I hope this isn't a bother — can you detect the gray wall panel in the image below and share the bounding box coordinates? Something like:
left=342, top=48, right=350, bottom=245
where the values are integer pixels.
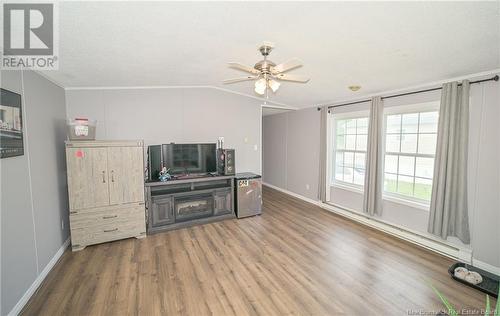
left=262, top=113, right=287, bottom=188
left=66, top=87, right=262, bottom=174
left=0, top=70, right=68, bottom=315
left=285, top=108, right=320, bottom=200
left=0, top=70, right=38, bottom=316
left=22, top=71, right=69, bottom=270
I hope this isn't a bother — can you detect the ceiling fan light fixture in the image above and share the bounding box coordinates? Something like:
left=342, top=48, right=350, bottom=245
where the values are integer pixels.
left=268, top=79, right=280, bottom=93
left=254, top=78, right=267, bottom=95
left=224, top=43, right=310, bottom=96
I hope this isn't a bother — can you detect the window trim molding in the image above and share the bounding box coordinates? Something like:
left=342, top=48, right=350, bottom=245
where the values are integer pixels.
left=331, top=109, right=369, bottom=120
left=382, top=103, right=439, bottom=205
left=384, top=101, right=439, bottom=115
left=330, top=112, right=369, bottom=188
left=383, top=193, right=430, bottom=211
left=331, top=181, right=364, bottom=193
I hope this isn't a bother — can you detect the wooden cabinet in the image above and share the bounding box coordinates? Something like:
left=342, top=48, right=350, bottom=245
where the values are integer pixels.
left=107, top=146, right=145, bottom=205
left=66, top=147, right=110, bottom=210
left=145, top=176, right=235, bottom=234
left=66, top=141, right=146, bottom=251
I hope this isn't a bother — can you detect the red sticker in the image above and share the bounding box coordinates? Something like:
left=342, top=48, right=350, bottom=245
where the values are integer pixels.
left=76, top=150, right=84, bottom=158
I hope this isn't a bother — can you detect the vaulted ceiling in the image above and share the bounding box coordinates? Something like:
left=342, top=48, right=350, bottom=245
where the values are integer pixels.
left=41, top=1, right=499, bottom=108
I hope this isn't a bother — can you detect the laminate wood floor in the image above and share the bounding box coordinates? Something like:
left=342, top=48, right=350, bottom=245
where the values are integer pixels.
left=21, top=187, right=492, bottom=315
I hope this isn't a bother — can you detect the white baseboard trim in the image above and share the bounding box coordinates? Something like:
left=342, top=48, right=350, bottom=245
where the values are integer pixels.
left=8, top=238, right=70, bottom=316
left=263, top=182, right=321, bottom=206
left=473, top=259, right=500, bottom=276
left=262, top=182, right=474, bottom=264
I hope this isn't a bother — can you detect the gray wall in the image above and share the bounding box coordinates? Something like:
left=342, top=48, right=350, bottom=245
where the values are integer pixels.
left=1, top=70, right=68, bottom=315
left=262, top=114, right=287, bottom=189
left=263, top=107, right=320, bottom=200
left=262, top=76, right=500, bottom=269
left=66, top=88, right=262, bottom=174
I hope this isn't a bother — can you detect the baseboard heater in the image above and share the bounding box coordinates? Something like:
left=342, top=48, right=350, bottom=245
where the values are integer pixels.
left=262, top=182, right=472, bottom=264
left=325, top=202, right=469, bottom=261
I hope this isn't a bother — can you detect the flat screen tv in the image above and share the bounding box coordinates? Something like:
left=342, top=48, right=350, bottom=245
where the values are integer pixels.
left=162, top=143, right=217, bottom=175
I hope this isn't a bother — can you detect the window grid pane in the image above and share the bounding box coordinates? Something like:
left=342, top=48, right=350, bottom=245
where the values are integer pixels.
left=383, top=110, right=438, bottom=202
left=332, top=116, right=369, bottom=188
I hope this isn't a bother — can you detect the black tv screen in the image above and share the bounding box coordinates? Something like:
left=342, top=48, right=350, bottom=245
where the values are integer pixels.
left=162, top=143, right=216, bottom=175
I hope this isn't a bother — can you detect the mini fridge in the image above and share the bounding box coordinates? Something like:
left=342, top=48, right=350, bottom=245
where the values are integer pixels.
left=234, top=173, right=262, bottom=218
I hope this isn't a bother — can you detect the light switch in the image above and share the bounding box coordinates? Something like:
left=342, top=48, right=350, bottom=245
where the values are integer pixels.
left=253, top=144, right=258, bottom=151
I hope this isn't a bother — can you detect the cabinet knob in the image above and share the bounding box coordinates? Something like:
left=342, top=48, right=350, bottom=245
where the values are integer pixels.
left=104, top=228, right=118, bottom=233
left=102, top=215, right=118, bottom=219
left=102, top=171, right=106, bottom=183
left=111, top=170, right=115, bottom=182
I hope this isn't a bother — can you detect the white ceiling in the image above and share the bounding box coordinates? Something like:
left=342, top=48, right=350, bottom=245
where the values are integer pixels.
left=42, top=1, right=499, bottom=108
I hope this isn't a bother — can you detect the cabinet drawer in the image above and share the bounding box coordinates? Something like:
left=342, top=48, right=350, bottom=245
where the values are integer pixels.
left=70, top=204, right=145, bottom=229
left=71, top=220, right=145, bottom=248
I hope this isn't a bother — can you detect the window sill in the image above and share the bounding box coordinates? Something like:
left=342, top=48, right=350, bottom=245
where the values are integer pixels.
left=330, top=184, right=430, bottom=211
left=383, top=194, right=430, bottom=211
left=330, top=183, right=364, bottom=194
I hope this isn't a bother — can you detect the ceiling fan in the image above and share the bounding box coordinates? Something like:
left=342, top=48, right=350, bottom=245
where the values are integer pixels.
left=223, top=42, right=310, bottom=96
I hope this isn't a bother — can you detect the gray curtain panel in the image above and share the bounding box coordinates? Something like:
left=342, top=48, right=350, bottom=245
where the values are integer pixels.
left=318, top=105, right=328, bottom=202
left=363, top=97, right=384, bottom=216
left=428, top=80, right=471, bottom=244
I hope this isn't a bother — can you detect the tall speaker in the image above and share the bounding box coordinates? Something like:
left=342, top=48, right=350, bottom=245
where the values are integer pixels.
left=217, top=149, right=235, bottom=175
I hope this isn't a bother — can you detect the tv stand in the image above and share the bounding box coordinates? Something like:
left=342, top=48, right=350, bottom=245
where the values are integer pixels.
left=145, top=175, right=235, bottom=234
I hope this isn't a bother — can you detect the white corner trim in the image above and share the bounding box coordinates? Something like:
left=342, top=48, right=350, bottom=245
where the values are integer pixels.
left=261, top=103, right=298, bottom=111
left=65, top=84, right=211, bottom=91
left=32, top=70, right=66, bottom=89
left=7, top=238, right=70, bottom=316
left=210, top=86, right=292, bottom=107
left=472, top=259, right=500, bottom=276
left=20, top=70, right=40, bottom=275
left=262, top=182, right=471, bottom=264
left=64, top=84, right=292, bottom=108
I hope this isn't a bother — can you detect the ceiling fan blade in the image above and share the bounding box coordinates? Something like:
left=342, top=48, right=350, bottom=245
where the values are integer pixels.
left=271, top=58, right=303, bottom=74
left=223, top=75, right=259, bottom=84
left=228, top=62, right=260, bottom=75
left=275, top=73, right=310, bottom=83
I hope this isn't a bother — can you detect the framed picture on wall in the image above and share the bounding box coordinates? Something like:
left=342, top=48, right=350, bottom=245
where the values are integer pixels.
left=0, top=88, right=24, bottom=158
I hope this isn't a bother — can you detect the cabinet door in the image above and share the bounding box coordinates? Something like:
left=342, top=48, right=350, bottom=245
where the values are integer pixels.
left=151, top=196, right=174, bottom=227
left=66, top=147, right=110, bottom=210
left=107, top=146, right=145, bottom=205
left=213, top=188, right=232, bottom=216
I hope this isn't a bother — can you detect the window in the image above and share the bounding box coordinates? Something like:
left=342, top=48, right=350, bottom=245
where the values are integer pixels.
left=331, top=113, right=369, bottom=190
left=383, top=103, right=439, bottom=204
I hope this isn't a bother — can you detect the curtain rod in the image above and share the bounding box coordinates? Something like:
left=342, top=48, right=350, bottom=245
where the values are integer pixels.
left=325, top=75, right=499, bottom=110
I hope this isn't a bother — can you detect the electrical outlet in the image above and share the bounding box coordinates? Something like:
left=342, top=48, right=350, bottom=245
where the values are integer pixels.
left=253, top=144, right=258, bottom=151
left=306, top=184, right=310, bottom=190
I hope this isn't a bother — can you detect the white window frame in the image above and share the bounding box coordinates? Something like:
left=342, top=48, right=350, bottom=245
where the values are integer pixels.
left=330, top=110, right=369, bottom=192
left=382, top=102, right=440, bottom=209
